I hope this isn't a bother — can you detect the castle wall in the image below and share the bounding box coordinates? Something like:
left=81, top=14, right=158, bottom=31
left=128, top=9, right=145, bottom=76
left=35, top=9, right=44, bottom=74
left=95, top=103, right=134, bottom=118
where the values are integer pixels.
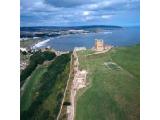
left=95, top=39, right=104, bottom=51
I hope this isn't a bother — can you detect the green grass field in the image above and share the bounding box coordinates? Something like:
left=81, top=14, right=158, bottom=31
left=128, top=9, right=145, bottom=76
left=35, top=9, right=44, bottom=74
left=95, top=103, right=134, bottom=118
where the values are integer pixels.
left=76, top=45, right=140, bottom=120
left=21, top=64, right=48, bottom=111
left=21, top=53, right=71, bottom=120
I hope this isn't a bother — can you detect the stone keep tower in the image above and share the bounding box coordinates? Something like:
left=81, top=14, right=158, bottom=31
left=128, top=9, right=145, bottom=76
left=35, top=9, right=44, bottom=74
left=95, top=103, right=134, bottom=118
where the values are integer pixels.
left=95, top=39, right=104, bottom=51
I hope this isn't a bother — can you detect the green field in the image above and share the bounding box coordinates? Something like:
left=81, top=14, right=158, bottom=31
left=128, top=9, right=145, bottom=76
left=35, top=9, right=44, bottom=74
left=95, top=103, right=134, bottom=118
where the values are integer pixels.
left=76, top=45, right=140, bottom=120
left=21, top=53, right=71, bottom=120
left=21, top=64, right=48, bottom=111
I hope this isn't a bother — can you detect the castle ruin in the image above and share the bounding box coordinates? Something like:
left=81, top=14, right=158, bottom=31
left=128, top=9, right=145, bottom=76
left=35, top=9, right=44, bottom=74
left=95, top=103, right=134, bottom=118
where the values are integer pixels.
left=94, top=39, right=113, bottom=52
left=95, top=39, right=105, bottom=51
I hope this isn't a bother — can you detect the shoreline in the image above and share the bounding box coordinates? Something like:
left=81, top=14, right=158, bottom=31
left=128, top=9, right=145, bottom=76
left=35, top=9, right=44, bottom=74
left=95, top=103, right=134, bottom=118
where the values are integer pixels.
left=32, top=39, right=50, bottom=48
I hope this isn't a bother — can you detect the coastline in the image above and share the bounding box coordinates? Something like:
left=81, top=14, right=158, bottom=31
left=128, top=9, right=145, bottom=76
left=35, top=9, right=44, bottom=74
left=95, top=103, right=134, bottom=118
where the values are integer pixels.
left=32, top=39, right=50, bottom=48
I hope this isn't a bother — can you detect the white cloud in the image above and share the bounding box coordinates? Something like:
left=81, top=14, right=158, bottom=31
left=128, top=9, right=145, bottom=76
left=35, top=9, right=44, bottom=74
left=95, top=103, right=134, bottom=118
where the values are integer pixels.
left=87, top=4, right=98, bottom=9
left=82, top=11, right=90, bottom=16
left=101, top=15, right=112, bottom=19
left=86, top=16, right=94, bottom=20
left=21, top=0, right=140, bottom=26
left=85, top=1, right=112, bottom=10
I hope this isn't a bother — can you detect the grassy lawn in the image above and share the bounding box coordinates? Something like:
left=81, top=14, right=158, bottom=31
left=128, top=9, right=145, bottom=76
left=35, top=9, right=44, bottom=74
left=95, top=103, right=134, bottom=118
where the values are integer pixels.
left=21, top=53, right=71, bottom=120
left=21, top=64, right=48, bottom=111
left=59, top=54, right=75, bottom=120
left=76, top=45, right=140, bottom=120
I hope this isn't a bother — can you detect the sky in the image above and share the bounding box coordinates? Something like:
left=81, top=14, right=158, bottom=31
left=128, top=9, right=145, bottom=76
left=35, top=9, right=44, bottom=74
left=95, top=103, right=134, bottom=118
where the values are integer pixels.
left=20, top=0, right=140, bottom=27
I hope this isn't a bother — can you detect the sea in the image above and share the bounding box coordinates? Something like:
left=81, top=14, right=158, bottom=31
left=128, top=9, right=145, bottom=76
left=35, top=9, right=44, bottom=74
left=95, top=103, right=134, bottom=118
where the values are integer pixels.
left=31, top=26, right=140, bottom=51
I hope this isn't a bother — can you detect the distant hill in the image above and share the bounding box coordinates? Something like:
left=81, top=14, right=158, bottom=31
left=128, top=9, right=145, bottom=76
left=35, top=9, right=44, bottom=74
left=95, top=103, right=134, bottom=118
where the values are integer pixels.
left=20, top=25, right=123, bottom=38
left=20, top=25, right=122, bottom=32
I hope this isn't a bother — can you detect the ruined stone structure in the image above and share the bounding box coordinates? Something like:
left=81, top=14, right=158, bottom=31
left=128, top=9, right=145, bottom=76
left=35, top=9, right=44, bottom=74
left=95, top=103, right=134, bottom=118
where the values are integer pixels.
left=95, top=39, right=105, bottom=51
left=94, top=39, right=113, bottom=52
left=67, top=49, right=88, bottom=120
